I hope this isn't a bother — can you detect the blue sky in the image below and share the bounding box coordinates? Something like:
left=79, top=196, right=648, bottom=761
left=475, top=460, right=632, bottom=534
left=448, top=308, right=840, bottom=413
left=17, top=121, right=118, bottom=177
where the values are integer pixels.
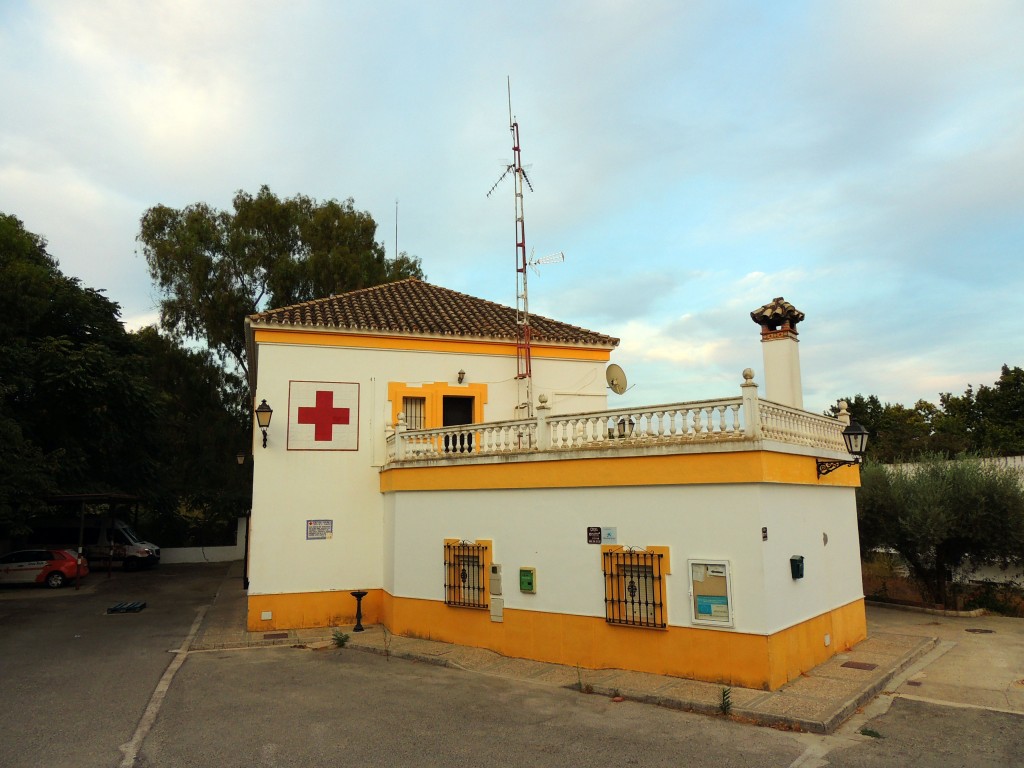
left=1, top=1, right=1021, bottom=414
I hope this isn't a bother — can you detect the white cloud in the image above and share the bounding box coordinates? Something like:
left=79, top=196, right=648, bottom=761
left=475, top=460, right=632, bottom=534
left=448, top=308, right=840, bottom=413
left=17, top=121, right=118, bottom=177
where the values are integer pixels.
left=0, top=1, right=1020, bottom=416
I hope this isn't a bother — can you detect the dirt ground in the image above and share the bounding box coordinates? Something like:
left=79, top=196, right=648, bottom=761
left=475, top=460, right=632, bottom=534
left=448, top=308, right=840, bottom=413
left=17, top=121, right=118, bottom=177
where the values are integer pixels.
left=861, top=555, right=1024, bottom=616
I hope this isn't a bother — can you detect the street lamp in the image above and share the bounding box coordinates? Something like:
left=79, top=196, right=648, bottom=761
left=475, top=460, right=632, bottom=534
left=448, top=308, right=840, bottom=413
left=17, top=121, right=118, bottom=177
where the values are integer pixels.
left=816, top=421, right=869, bottom=477
left=255, top=399, right=273, bottom=449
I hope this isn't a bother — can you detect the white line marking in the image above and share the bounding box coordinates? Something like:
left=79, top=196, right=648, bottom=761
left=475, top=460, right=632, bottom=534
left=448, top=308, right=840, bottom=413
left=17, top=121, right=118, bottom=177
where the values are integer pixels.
left=118, top=606, right=207, bottom=768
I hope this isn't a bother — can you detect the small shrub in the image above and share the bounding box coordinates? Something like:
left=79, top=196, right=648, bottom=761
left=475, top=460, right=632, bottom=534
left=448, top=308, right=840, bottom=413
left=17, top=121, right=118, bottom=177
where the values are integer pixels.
left=332, top=629, right=350, bottom=648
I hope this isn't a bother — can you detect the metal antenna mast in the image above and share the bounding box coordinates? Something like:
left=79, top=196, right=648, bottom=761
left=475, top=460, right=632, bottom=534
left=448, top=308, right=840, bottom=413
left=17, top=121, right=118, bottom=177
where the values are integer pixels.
left=487, top=78, right=536, bottom=413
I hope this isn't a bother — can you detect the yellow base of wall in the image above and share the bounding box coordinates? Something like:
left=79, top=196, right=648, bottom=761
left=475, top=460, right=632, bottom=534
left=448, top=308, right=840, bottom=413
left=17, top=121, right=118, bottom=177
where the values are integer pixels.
left=247, top=589, right=383, bottom=632
left=247, top=590, right=865, bottom=690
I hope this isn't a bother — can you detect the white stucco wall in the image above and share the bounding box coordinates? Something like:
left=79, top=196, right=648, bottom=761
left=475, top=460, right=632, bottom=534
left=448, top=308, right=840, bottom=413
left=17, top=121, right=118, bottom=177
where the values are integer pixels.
left=248, top=337, right=610, bottom=597
left=756, top=484, right=863, bottom=633
left=385, top=480, right=862, bottom=635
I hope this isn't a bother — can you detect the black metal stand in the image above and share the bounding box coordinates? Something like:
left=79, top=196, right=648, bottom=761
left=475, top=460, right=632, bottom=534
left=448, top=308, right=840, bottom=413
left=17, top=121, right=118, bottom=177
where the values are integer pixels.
left=351, top=590, right=367, bottom=632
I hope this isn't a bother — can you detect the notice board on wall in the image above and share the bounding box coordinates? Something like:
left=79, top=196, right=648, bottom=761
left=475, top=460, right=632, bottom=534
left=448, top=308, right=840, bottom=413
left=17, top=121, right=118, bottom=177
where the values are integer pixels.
left=690, top=561, right=733, bottom=626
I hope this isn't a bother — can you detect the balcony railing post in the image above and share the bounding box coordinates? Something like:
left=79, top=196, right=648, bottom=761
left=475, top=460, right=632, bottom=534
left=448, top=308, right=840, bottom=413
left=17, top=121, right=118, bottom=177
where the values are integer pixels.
left=395, top=412, right=407, bottom=461
left=836, top=399, right=851, bottom=426
left=536, top=394, right=551, bottom=451
left=740, top=368, right=762, bottom=440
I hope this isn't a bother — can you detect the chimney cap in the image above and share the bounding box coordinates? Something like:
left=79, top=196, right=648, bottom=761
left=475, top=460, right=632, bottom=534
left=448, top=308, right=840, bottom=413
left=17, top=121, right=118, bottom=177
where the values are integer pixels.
left=750, top=296, right=805, bottom=329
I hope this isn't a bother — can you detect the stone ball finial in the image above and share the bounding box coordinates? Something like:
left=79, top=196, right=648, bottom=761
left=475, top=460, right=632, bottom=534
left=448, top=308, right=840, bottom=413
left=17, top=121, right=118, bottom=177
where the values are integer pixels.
left=742, top=368, right=755, bottom=382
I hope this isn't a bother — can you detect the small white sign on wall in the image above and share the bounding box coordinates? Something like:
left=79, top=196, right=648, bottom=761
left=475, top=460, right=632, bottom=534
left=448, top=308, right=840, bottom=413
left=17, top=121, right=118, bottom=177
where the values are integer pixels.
left=306, top=519, right=333, bottom=540
left=602, top=527, right=617, bottom=545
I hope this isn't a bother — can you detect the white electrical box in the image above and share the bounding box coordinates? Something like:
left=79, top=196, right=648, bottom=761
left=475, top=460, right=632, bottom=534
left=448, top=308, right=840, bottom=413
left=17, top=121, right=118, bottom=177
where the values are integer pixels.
left=490, top=596, right=504, bottom=623
left=490, top=563, right=502, bottom=596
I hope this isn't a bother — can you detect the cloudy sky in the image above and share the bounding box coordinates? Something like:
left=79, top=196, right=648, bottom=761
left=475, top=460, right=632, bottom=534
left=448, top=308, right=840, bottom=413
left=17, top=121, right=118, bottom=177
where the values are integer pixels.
left=2, top=1, right=1021, bottom=414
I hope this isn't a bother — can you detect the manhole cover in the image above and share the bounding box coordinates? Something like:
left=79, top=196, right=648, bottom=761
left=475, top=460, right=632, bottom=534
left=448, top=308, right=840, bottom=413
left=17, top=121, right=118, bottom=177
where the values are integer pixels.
left=841, top=661, right=878, bottom=671
left=965, top=628, right=994, bottom=634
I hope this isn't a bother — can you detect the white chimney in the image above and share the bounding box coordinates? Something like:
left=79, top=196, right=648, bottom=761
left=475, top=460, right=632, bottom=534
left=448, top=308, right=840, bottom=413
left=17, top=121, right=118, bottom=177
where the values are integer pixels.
left=750, top=297, right=805, bottom=409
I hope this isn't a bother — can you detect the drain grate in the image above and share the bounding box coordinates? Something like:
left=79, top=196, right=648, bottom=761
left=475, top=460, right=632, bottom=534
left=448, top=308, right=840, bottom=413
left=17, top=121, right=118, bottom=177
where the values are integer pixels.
left=965, top=628, right=995, bottom=634
left=841, top=661, right=878, bottom=671
left=263, top=632, right=289, bottom=640
left=107, top=601, right=146, bottom=614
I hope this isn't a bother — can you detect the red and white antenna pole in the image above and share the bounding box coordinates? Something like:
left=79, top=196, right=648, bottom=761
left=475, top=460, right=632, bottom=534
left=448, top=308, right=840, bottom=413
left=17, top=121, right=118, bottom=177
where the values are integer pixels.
left=488, top=78, right=536, bottom=415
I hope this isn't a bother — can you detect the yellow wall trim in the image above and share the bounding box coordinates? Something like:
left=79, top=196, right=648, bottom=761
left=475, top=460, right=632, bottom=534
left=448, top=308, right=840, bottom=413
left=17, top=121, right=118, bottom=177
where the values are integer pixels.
left=247, top=590, right=866, bottom=690
left=380, top=450, right=861, bottom=492
left=247, top=589, right=384, bottom=631
left=388, top=381, right=489, bottom=428
left=253, top=328, right=612, bottom=361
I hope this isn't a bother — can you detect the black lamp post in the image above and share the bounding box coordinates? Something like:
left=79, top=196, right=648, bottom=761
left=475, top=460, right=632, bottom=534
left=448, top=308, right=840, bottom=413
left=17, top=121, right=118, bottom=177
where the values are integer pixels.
left=816, top=421, right=869, bottom=477
left=255, top=399, right=273, bottom=448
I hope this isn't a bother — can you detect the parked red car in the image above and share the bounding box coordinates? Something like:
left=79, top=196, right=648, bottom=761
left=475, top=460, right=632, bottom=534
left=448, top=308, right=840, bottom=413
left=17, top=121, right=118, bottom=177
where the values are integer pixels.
left=0, top=549, right=89, bottom=588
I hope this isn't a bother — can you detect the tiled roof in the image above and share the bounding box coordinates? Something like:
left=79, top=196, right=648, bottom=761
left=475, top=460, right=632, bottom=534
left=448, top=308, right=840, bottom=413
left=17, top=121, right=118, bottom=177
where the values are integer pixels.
left=750, top=296, right=805, bottom=328
left=248, top=279, right=619, bottom=347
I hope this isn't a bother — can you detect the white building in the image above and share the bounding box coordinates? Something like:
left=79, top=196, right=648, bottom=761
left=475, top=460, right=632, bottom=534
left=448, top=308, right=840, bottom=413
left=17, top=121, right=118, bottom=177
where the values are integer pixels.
left=245, top=282, right=865, bottom=690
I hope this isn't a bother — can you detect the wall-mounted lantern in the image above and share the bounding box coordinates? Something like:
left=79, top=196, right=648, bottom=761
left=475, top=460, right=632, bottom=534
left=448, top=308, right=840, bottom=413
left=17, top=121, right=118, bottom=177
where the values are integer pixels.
left=457, top=369, right=466, bottom=384
left=816, top=421, right=869, bottom=477
left=255, top=399, right=273, bottom=449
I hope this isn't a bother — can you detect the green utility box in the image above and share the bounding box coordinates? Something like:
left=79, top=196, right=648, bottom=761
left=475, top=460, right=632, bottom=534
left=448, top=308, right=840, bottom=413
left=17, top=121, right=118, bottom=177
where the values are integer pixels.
left=519, top=567, right=536, bottom=593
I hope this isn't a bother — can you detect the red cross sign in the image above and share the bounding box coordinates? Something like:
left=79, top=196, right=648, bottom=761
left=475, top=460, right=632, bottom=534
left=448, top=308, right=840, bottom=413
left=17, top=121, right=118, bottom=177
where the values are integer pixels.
left=288, top=381, right=359, bottom=451
left=297, top=390, right=351, bottom=441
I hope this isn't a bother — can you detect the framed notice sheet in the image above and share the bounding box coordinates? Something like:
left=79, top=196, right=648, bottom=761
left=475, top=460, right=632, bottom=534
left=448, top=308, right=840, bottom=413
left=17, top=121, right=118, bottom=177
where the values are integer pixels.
left=689, top=559, right=734, bottom=627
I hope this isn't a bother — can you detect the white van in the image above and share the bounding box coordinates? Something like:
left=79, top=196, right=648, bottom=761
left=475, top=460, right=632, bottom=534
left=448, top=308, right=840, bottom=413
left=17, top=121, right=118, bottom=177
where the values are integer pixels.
left=27, top=518, right=160, bottom=571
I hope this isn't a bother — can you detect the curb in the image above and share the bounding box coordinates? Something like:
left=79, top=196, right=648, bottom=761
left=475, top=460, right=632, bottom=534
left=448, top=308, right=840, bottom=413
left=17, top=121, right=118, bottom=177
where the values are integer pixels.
left=865, top=599, right=986, bottom=618
left=728, top=635, right=940, bottom=735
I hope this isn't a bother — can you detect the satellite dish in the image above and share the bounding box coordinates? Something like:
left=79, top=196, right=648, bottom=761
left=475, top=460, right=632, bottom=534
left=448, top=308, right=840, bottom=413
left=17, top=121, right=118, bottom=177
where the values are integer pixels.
left=606, top=364, right=627, bottom=395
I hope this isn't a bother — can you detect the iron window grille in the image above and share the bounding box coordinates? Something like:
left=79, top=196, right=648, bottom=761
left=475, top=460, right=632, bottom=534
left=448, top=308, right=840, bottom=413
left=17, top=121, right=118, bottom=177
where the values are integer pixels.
left=603, top=547, right=666, bottom=628
left=444, top=540, right=488, bottom=609
left=402, top=396, right=426, bottom=430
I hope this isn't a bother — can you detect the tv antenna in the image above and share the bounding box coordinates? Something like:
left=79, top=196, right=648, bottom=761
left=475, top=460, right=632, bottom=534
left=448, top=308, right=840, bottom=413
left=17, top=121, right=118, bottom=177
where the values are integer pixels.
left=487, top=79, right=560, bottom=417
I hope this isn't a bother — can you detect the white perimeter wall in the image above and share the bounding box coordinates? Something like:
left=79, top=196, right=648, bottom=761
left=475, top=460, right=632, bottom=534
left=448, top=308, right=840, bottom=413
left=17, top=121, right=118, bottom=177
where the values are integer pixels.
left=249, top=338, right=609, bottom=597
left=161, top=517, right=247, bottom=564
left=385, top=481, right=862, bottom=635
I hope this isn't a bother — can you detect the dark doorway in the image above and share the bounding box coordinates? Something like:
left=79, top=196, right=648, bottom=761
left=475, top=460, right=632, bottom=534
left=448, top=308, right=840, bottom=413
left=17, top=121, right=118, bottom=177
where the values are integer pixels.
left=442, top=396, right=474, bottom=427
left=442, top=396, right=474, bottom=453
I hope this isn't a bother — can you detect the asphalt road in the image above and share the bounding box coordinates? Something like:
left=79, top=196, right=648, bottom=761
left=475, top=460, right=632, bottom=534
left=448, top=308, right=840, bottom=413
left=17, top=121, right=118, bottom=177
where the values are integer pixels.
left=2, top=564, right=1022, bottom=768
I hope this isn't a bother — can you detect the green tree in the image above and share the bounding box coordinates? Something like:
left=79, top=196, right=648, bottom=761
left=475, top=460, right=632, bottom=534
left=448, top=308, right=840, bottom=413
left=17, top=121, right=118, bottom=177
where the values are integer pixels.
left=940, top=365, right=1024, bottom=456
left=0, top=213, right=252, bottom=541
left=132, top=327, right=251, bottom=546
left=834, top=365, right=1024, bottom=462
left=138, top=186, right=424, bottom=382
left=0, top=213, right=159, bottom=532
left=830, top=395, right=938, bottom=462
left=857, top=456, right=1024, bottom=606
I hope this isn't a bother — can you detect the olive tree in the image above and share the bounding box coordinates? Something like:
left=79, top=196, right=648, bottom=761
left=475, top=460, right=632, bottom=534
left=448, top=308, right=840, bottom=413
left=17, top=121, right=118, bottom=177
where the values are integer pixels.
left=857, top=455, right=1024, bottom=606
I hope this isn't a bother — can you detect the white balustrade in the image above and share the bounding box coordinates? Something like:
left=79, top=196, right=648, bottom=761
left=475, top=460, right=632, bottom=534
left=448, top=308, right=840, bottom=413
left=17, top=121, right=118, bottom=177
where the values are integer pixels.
left=387, top=373, right=849, bottom=464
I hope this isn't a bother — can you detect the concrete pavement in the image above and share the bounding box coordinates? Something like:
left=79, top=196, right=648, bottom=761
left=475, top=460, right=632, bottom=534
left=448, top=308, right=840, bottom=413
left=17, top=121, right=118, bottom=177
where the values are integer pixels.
left=191, top=562, right=1024, bottom=734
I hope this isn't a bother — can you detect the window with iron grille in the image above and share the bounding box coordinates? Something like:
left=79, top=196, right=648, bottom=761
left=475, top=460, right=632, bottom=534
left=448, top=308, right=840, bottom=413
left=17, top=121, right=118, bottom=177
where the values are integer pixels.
left=444, top=540, right=489, bottom=609
left=402, top=396, right=426, bottom=430
left=603, top=547, right=666, bottom=628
